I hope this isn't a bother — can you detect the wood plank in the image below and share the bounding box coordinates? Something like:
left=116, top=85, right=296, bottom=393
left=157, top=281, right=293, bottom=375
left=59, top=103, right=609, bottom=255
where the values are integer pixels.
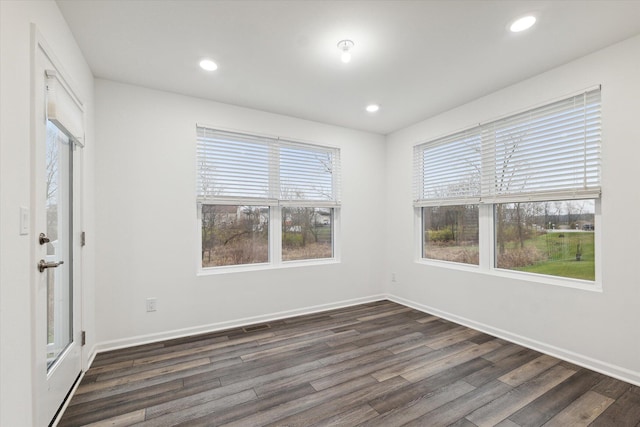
left=252, top=349, right=392, bottom=397
left=508, top=368, right=604, bottom=427
left=403, top=380, right=513, bottom=427
left=361, top=380, right=475, bottom=426
left=498, top=354, right=561, bottom=386
left=266, top=376, right=408, bottom=427
left=591, top=385, right=640, bottom=426
left=356, top=306, right=413, bottom=321
left=317, top=331, right=425, bottom=366
left=424, top=327, right=482, bottom=350
left=542, top=390, right=614, bottom=427
left=222, top=376, right=379, bottom=427
left=401, top=340, right=503, bottom=383
left=416, top=314, right=439, bottom=323
left=172, top=384, right=317, bottom=427
left=71, top=362, right=231, bottom=406
left=136, top=331, right=273, bottom=365
left=310, top=345, right=433, bottom=391
left=138, top=389, right=257, bottom=426
left=61, top=379, right=189, bottom=424
left=592, top=375, right=632, bottom=399
left=369, top=357, right=492, bottom=415
left=239, top=329, right=358, bottom=361
left=464, top=348, right=541, bottom=387
left=482, top=342, right=532, bottom=363
left=76, top=358, right=212, bottom=395
left=465, top=365, right=577, bottom=427
left=308, top=404, right=379, bottom=426
left=371, top=341, right=474, bottom=382
left=494, top=419, right=522, bottom=427
left=83, top=409, right=146, bottom=426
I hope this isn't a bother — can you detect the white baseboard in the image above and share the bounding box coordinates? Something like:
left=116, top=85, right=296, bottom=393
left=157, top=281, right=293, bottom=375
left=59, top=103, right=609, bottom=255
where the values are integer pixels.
left=386, top=293, right=640, bottom=387
left=93, top=294, right=388, bottom=355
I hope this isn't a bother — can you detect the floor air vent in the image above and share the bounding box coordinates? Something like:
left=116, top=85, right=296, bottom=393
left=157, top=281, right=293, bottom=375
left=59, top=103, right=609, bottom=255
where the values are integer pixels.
left=243, top=324, right=270, bottom=333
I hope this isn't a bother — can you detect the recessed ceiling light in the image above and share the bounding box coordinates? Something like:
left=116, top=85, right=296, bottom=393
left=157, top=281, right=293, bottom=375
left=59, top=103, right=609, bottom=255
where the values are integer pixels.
left=366, top=104, right=380, bottom=113
left=510, top=15, right=536, bottom=32
left=199, top=59, right=218, bottom=71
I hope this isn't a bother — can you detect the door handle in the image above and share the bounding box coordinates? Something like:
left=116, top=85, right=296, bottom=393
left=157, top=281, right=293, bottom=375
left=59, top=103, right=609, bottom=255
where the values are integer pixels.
left=38, top=259, right=64, bottom=273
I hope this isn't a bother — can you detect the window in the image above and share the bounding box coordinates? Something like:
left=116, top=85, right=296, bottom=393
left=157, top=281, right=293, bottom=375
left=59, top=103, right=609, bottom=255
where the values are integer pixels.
left=282, top=207, right=333, bottom=261
left=196, top=126, right=340, bottom=269
left=422, top=205, right=479, bottom=265
left=495, top=200, right=595, bottom=281
left=414, top=88, right=601, bottom=283
left=414, top=128, right=481, bottom=265
left=201, top=205, right=269, bottom=267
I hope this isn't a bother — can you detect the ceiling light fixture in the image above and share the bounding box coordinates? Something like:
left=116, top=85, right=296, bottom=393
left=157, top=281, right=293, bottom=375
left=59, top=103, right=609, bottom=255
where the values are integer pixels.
left=337, top=40, right=354, bottom=63
left=199, top=58, right=218, bottom=71
left=366, top=104, right=380, bottom=113
left=510, top=15, right=536, bottom=32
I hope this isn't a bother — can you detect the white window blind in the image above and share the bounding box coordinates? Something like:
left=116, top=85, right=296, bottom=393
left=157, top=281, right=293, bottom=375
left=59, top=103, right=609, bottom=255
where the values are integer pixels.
left=197, top=126, right=341, bottom=206
left=413, top=128, right=482, bottom=207
left=481, top=89, right=601, bottom=203
left=45, top=69, right=84, bottom=147
left=279, top=139, right=340, bottom=206
left=414, top=88, right=601, bottom=206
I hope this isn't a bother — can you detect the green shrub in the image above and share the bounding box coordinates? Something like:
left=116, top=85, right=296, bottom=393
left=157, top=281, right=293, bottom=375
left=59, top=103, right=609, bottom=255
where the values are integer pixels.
left=283, top=232, right=303, bottom=248
left=427, top=228, right=454, bottom=242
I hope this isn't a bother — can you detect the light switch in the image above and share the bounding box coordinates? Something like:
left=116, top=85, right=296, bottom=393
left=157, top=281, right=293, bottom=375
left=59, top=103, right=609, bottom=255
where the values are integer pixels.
left=19, top=207, right=29, bottom=235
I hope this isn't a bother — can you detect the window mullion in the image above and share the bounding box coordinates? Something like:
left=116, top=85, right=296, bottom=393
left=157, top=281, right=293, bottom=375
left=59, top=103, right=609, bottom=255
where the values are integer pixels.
left=479, top=204, right=493, bottom=272
left=270, top=205, right=282, bottom=265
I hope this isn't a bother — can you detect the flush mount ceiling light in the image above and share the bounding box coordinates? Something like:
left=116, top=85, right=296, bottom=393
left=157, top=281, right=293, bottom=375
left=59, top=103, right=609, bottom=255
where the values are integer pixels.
left=199, top=58, right=218, bottom=71
left=337, top=39, right=354, bottom=63
left=510, top=15, right=536, bottom=32
left=366, top=104, right=380, bottom=113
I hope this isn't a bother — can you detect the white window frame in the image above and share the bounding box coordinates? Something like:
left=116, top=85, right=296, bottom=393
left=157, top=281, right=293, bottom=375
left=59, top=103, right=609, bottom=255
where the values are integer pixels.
left=195, top=126, right=341, bottom=274
left=414, top=88, right=602, bottom=290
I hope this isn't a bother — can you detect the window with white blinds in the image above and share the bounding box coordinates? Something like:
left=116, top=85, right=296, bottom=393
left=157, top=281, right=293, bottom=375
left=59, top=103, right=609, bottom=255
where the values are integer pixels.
left=196, top=126, right=340, bottom=206
left=413, top=129, right=481, bottom=207
left=414, top=88, right=601, bottom=206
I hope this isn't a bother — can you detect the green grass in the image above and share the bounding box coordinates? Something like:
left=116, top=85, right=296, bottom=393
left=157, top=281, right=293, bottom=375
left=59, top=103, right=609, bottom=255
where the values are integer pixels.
left=511, top=232, right=595, bottom=281
left=423, top=229, right=596, bottom=281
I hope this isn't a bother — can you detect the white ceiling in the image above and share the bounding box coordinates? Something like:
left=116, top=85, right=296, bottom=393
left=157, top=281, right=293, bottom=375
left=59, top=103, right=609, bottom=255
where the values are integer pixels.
left=57, top=0, right=640, bottom=135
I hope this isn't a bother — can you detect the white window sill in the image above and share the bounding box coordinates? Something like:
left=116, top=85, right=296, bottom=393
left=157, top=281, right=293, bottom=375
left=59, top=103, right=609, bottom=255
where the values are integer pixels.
left=414, top=258, right=602, bottom=292
left=198, top=258, right=340, bottom=276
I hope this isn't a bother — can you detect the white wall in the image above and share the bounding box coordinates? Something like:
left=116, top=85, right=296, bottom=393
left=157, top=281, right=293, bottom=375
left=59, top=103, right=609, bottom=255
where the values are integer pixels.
left=0, top=1, right=95, bottom=425
left=385, top=34, right=640, bottom=384
left=94, top=79, right=386, bottom=347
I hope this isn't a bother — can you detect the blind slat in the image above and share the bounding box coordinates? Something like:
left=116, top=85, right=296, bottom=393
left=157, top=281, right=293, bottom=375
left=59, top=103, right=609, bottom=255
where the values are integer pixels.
left=197, top=127, right=341, bottom=206
left=414, top=88, right=601, bottom=205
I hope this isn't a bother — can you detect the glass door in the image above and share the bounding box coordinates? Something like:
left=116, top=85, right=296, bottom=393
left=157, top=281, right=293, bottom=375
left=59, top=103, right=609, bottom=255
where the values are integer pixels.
left=44, top=120, right=73, bottom=369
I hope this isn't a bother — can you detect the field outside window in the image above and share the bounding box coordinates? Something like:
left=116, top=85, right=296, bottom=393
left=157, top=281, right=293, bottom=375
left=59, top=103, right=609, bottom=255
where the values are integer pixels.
left=495, top=200, right=595, bottom=281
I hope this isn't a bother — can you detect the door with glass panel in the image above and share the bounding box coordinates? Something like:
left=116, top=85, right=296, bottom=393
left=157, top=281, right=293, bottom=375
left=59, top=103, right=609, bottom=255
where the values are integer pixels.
left=33, top=35, right=83, bottom=426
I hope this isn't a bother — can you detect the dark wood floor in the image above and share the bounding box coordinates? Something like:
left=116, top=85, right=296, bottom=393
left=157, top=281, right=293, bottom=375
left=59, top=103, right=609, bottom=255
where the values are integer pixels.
left=59, top=300, right=640, bottom=426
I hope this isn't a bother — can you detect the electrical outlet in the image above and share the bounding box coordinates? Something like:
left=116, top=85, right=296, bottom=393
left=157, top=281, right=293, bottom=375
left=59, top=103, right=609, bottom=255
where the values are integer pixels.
left=146, top=297, right=157, bottom=312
